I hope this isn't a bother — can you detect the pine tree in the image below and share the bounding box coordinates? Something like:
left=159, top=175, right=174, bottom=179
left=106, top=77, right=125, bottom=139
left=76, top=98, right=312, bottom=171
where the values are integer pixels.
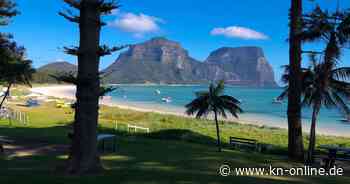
left=0, top=0, right=19, bottom=155
left=59, top=0, right=126, bottom=174
left=0, top=0, right=34, bottom=156
left=0, top=0, right=18, bottom=26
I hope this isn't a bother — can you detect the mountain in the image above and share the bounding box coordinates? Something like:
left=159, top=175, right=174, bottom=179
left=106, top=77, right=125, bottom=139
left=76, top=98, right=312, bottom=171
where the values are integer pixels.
left=32, top=62, right=77, bottom=83
left=37, top=61, right=77, bottom=74
left=103, top=37, right=208, bottom=84
left=205, top=47, right=276, bottom=87
left=102, top=37, right=277, bottom=87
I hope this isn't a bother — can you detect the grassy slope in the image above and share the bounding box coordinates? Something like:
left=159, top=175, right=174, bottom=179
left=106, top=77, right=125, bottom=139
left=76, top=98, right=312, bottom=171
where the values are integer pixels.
left=0, top=102, right=349, bottom=183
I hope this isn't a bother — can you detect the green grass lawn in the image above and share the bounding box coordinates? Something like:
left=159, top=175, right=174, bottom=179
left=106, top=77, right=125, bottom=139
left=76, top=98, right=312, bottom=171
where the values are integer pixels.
left=0, top=101, right=350, bottom=183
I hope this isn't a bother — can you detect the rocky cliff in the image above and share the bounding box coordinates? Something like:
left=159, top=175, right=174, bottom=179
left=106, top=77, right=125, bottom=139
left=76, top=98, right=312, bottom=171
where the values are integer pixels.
left=103, top=37, right=207, bottom=84
left=205, top=47, right=276, bottom=87
left=103, top=37, right=277, bottom=87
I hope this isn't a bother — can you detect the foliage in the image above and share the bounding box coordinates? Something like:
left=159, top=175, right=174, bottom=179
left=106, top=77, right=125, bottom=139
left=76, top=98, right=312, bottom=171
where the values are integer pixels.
left=185, top=80, right=243, bottom=119
left=281, top=5, right=350, bottom=164
left=185, top=80, right=242, bottom=152
left=0, top=0, right=18, bottom=25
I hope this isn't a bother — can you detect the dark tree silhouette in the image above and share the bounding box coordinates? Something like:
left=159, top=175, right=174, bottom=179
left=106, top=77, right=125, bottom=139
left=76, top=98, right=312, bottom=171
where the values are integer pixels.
left=0, top=0, right=34, bottom=155
left=288, top=0, right=304, bottom=161
left=0, top=0, right=18, bottom=26
left=290, top=5, right=350, bottom=164
left=0, top=42, right=34, bottom=109
left=185, top=80, right=242, bottom=152
left=280, top=46, right=350, bottom=164
left=59, top=0, right=126, bottom=174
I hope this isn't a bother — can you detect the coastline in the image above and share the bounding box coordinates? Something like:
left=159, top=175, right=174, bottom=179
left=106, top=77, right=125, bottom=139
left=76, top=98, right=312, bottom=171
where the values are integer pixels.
left=30, top=85, right=350, bottom=138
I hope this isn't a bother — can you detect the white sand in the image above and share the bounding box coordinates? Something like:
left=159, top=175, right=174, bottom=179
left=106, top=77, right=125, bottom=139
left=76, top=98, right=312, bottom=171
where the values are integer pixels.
left=30, top=85, right=188, bottom=116
left=30, top=85, right=350, bottom=137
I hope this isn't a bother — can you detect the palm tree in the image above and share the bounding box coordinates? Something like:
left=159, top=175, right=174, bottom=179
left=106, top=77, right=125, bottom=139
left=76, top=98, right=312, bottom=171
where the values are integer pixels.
left=297, top=5, right=350, bottom=164
left=288, top=0, right=305, bottom=161
left=280, top=38, right=350, bottom=164
left=185, top=80, right=243, bottom=152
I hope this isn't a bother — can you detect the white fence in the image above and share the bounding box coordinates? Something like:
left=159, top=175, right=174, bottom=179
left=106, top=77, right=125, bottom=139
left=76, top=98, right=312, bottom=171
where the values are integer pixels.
left=112, top=121, right=150, bottom=134
left=0, top=108, right=29, bottom=126
left=127, top=124, right=150, bottom=133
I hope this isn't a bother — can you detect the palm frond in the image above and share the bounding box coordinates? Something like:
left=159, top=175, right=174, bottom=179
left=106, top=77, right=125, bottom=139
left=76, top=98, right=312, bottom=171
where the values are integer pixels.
left=301, top=86, right=314, bottom=107
left=336, top=11, right=350, bottom=45
left=185, top=81, right=242, bottom=120
left=323, top=32, right=341, bottom=66
left=219, top=95, right=241, bottom=104
left=215, top=105, right=228, bottom=119
left=195, top=107, right=210, bottom=119
left=99, top=86, right=117, bottom=97
left=185, top=95, right=209, bottom=117
left=330, top=79, right=350, bottom=99
left=330, top=90, right=350, bottom=116
left=219, top=95, right=243, bottom=118
left=332, top=67, right=350, bottom=81
left=278, top=87, right=289, bottom=100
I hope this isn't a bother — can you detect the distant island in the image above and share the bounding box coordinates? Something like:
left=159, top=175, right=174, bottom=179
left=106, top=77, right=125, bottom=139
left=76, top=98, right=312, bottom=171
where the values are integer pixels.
left=33, top=37, right=277, bottom=87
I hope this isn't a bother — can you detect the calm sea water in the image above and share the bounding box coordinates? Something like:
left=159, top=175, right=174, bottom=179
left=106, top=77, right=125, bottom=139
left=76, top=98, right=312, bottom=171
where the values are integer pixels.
left=107, top=84, right=350, bottom=137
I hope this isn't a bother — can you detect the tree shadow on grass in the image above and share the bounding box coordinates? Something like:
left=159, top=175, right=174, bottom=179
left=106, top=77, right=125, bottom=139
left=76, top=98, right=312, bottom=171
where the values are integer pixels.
left=0, top=126, right=349, bottom=184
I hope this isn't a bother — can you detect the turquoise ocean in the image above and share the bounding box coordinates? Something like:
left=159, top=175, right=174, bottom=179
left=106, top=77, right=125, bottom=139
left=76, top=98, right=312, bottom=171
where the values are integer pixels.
left=106, top=85, right=350, bottom=137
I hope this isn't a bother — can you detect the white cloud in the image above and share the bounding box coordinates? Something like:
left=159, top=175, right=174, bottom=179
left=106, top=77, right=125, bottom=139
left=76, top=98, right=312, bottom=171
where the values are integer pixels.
left=109, top=12, right=164, bottom=37
left=210, top=26, right=269, bottom=40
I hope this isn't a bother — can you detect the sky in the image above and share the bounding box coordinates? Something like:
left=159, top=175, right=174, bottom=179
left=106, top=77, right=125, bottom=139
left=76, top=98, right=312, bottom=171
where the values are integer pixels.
left=2, top=0, right=350, bottom=85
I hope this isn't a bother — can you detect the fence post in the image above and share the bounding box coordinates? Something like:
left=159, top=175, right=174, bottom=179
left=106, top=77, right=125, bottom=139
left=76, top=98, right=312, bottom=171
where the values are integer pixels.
left=19, top=111, right=22, bottom=123
left=23, top=113, right=27, bottom=125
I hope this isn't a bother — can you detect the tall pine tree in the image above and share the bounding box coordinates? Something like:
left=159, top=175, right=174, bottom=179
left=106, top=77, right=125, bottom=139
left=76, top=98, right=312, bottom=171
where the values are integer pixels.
left=60, top=0, right=126, bottom=173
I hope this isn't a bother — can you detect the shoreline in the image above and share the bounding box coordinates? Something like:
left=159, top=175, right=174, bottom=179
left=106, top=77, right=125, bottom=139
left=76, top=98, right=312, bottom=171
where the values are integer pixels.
left=30, top=85, right=350, bottom=138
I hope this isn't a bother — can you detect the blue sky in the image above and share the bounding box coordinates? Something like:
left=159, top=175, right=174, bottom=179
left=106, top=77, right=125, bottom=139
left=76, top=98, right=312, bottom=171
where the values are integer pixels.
left=2, top=0, right=350, bottom=84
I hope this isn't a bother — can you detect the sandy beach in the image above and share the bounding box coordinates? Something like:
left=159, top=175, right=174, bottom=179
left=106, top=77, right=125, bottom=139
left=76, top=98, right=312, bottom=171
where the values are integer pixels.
left=30, top=85, right=350, bottom=137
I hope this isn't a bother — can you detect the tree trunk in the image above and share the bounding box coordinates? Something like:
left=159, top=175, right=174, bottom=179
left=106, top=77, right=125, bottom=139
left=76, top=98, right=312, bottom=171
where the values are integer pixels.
left=0, top=82, right=12, bottom=109
left=214, top=110, right=222, bottom=152
left=307, top=104, right=320, bottom=165
left=67, top=0, right=102, bottom=174
left=288, top=0, right=304, bottom=161
left=0, top=83, right=12, bottom=156
left=0, top=143, right=3, bottom=154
